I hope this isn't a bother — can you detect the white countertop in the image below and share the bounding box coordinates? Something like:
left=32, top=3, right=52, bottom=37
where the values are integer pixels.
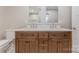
left=6, top=27, right=72, bottom=31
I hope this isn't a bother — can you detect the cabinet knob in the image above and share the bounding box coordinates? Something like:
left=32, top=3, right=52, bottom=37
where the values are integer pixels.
left=64, top=34, right=67, bottom=36
left=52, top=34, right=56, bottom=36
left=25, top=41, right=30, bottom=43
left=32, top=34, right=34, bottom=36
left=58, top=41, right=61, bottom=43
left=73, top=27, right=76, bottom=30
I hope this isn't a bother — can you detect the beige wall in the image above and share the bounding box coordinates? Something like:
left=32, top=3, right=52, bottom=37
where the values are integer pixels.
left=4, top=6, right=27, bottom=29
left=58, top=6, right=72, bottom=29
left=0, top=7, right=6, bottom=39
left=0, top=6, right=27, bottom=39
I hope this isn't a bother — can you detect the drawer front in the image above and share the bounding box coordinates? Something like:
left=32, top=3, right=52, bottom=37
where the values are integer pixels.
left=16, top=31, right=38, bottom=39
left=17, top=38, right=38, bottom=41
left=49, top=32, right=63, bottom=38
left=49, top=32, right=71, bottom=39
left=62, top=32, right=71, bottom=38
left=39, top=32, right=48, bottom=38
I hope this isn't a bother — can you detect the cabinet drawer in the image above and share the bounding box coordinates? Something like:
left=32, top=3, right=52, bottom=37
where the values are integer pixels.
left=50, top=38, right=70, bottom=41
left=62, top=32, right=71, bottom=38
left=16, top=31, right=38, bottom=39
left=49, top=32, right=71, bottom=39
left=17, top=38, right=38, bottom=41
left=39, top=32, right=48, bottom=38
left=49, top=32, right=63, bottom=38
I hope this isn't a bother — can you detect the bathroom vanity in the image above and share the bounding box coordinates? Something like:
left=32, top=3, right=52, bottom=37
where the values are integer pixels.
left=6, top=28, right=72, bottom=53
left=6, top=6, right=72, bottom=53
left=12, top=28, right=72, bottom=53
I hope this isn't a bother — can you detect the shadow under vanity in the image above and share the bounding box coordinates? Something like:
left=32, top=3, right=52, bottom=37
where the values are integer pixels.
left=6, top=6, right=72, bottom=53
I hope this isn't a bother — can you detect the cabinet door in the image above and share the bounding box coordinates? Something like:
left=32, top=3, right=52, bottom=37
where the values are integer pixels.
left=16, top=38, right=38, bottom=53
left=62, top=39, right=71, bottom=53
left=49, top=38, right=58, bottom=53
left=38, top=38, right=48, bottom=53
left=57, top=39, right=71, bottom=53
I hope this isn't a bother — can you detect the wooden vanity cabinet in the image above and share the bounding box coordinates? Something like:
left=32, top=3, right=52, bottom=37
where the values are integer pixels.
left=58, top=39, right=71, bottom=53
left=16, top=38, right=38, bottom=53
left=49, top=32, right=71, bottom=53
left=15, top=31, right=72, bottom=53
left=15, top=32, right=38, bottom=53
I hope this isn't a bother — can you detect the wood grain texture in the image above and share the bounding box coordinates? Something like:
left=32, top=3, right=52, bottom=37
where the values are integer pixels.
left=15, top=31, right=72, bottom=53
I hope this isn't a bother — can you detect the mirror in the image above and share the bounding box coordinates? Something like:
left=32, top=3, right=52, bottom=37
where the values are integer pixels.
left=29, top=6, right=41, bottom=24
left=45, top=6, right=58, bottom=24
left=28, top=6, right=58, bottom=24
